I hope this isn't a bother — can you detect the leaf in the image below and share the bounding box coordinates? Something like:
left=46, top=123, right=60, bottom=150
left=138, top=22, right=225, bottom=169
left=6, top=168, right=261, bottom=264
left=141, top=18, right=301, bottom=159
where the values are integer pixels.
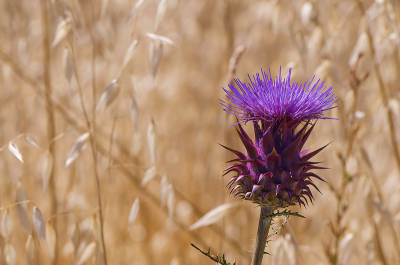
left=146, top=33, right=175, bottom=46
left=32, top=207, right=46, bottom=246
left=167, top=184, right=174, bottom=218
left=160, top=175, right=169, bottom=207
left=141, top=166, right=157, bottom=186
left=127, top=0, right=147, bottom=20
left=42, top=150, right=54, bottom=196
left=8, top=141, right=23, bottom=163
left=65, top=132, right=90, bottom=167
left=122, top=39, right=139, bottom=69
left=129, top=95, right=139, bottom=130
left=127, top=198, right=140, bottom=230
left=45, top=222, right=56, bottom=259
left=25, top=235, right=35, bottom=265
left=51, top=19, right=71, bottom=48
left=95, top=79, right=120, bottom=111
left=148, top=41, right=163, bottom=78
left=24, top=134, right=40, bottom=148
left=154, top=0, right=168, bottom=31
left=76, top=242, right=97, bottom=265
left=4, top=243, right=16, bottom=265
left=147, top=119, right=157, bottom=165
left=189, top=203, right=241, bottom=231
left=62, top=49, right=74, bottom=95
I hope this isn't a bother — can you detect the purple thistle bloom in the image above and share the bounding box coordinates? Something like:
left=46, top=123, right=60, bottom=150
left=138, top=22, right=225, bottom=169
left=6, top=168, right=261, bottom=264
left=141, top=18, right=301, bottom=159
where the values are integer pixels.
left=221, top=68, right=337, bottom=208
left=220, top=68, right=337, bottom=125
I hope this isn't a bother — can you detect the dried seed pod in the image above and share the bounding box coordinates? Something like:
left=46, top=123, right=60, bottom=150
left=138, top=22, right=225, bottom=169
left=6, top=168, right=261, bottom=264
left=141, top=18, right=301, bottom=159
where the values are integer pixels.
left=65, top=133, right=90, bottom=167
left=95, top=79, right=120, bottom=111
left=33, top=207, right=46, bottom=246
left=128, top=198, right=140, bottom=230
left=147, top=119, right=157, bottom=165
left=8, top=141, right=23, bottom=163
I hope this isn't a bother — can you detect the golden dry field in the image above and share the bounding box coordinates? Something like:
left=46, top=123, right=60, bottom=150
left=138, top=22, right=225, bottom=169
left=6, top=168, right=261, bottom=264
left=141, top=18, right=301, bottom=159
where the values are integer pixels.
left=0, top=0, right=400, bottom=264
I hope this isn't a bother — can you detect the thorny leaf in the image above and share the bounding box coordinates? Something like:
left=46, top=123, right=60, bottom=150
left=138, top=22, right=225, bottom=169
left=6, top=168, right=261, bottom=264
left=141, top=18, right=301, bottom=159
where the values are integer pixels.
left=147, top=119, right=157, bottom=165
left=45, top=222, right=57, bottom=260
left=141, top=166, right=157, bottom=186
left=189, top=203, right=240, bottom=231
left=24, top=134, right=40, bottom=148
left=65, top=132, right=90, bottom=167
left=154, top=0, right=168, bottom=31
left=42, top=150, right=54, bottom=197
left=76, top=242, right=97, bottom=265
left=148, top=40, right=163, bottom=78
left=96, top=79, right=120, bottom=111
left=32, top=207, right=46, bottom=246
left=62, top=49, right=74, bottom=95
left=264, top=209, right=305, bottom=220
left=190, top=244, right=236, bottom=265
left=25, top=235, right=35, bottom=265
left=51, top=19, right=71, bottom=48
left=8, top=141, right=23, bottom=163
left=127, top=198, right=140, bottom=230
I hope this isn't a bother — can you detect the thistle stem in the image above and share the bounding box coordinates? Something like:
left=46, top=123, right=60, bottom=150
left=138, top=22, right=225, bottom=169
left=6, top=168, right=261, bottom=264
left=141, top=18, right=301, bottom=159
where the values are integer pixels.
left=251, top=206, right=274, bottom=265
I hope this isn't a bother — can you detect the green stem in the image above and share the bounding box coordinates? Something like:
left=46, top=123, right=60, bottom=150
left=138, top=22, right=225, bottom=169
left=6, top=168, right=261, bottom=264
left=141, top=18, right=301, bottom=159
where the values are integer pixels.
left=251, top=206, right=274, bottom=265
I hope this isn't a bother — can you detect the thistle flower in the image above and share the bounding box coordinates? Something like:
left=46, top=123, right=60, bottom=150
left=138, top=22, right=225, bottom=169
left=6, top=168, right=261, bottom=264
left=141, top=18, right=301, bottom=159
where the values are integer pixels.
left=221, top=68, right=337, bottom=208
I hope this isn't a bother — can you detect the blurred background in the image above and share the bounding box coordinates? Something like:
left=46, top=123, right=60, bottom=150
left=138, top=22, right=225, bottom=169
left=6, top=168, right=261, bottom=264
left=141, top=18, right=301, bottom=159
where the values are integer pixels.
left=0, top=0, right=399, bottom=264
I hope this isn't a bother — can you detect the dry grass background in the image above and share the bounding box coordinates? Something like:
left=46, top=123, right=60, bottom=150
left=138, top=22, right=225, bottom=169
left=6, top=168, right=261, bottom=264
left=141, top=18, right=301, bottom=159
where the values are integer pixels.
left=0, top=0, right=400, bottom=264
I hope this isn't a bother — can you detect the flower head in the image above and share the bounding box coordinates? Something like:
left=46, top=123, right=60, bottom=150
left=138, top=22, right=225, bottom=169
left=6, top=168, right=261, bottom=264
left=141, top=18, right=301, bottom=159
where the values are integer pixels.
left=221, top=68, right=337, bottom=208
left=220, top=68, right=337, bottom=125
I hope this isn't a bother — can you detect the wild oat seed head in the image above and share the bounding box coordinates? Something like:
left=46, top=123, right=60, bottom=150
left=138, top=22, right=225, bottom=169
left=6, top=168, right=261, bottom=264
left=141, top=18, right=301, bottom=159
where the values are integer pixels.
left=221, top=68, right=337, bottom=208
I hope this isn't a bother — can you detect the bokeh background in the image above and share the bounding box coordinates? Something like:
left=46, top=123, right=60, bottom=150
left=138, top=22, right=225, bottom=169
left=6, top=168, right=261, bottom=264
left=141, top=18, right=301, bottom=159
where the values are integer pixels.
left=0, top=0, right=399, bottom=264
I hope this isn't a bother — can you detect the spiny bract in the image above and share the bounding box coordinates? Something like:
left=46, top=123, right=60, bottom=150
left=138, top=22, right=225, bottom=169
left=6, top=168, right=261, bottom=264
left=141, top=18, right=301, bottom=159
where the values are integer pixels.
left=221, top=68, right=337, bottom=208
